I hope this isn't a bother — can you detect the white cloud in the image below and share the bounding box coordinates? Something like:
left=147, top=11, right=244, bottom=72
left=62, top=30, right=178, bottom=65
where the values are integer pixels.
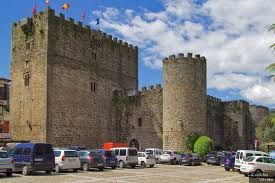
left=92, top=0, right=275, bottom=107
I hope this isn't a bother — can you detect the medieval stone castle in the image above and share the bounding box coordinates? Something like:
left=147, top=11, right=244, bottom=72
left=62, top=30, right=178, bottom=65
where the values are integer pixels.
left=10, top=8, right=269, bottom=151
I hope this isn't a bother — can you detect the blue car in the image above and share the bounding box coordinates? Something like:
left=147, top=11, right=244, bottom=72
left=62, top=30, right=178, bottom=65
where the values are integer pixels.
left=95, top=149, right=117, bottom=169
left=13, top=143, right=55, bottom=175
left=224, top=155, right=235, bottom=171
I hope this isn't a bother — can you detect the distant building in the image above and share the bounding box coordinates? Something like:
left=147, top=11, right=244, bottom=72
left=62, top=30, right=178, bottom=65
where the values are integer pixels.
left=0, top=78, right=11, bottom=138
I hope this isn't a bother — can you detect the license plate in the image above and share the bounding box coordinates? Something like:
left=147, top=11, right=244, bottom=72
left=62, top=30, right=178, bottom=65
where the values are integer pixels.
left=97, top=163, right=103, bottom=166
left=35, top=158, right=43, bottom=162
left=69, top=159, right=75, bottom=162
left=110, top=161, right=115, bottom=163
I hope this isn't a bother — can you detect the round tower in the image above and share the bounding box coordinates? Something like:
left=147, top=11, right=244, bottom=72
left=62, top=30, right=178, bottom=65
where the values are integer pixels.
left=163, top=53, right=207, bottom=151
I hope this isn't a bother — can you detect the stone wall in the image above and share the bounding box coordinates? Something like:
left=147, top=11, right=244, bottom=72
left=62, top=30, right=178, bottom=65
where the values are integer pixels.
left=207, top=95, right=224, bottom=147
left=117, top=85, right=163, bottom=151
left=45, top=9, right=138, bottom=148
left=163, top=53, right=207, bottom=151
left=10, top=13, right=48, bottom=142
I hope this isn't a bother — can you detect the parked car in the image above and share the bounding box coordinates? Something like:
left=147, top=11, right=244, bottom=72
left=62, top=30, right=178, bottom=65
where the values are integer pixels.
left=205, top=151, right=224, bottom=165
left=159, top=150, right=181, bottom=164
left=234, top=150, right=269, bottom=170
left=54, top=149, right=81, bottom=173
left=181, top=153, right=201, bottom=166
left=13, top=143, right=54, bottom=175
left=224, top=155, right=235, bottom=171
left=0, top=150, right=14, bottom=177
left=220, top=151, right=235, bottom=167
left=138, top=152, right=156, bottom=168
left=78, top=150, right=105, bottom=171
left=111, top=147, right=138, bottom=168
left=94, top=149, right=117, bottom=169
left=145, top=148, right=162, bottom=163
left=240, top=156, right=275, bottom=177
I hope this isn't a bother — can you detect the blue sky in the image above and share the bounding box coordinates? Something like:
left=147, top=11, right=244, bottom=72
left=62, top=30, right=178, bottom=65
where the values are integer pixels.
left=0, top=0, right=274, bottom=108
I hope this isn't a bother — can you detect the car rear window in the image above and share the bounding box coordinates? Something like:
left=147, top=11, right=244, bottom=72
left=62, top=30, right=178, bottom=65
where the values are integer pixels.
left=105, top=150, right=114, bottom=157
left=54, top=151, right=61, bottom=157
left=45, top=145, right=53, bottom=155
left=129, top=149, right=137, bottom=156
left=145, top=150, right=154, bottom=154
left=23, top=148, right=31, bottom=155
left=0, top=151, right=8, bottom=158
left=14, top=148, right=23, bottom=155
left=208, top=151, right=217, bottom=155
left=64, top=151, right=78, bottom=157
left=246, top=153, right=253, bottom=158
left=34, top=145, right=44, bottom=156
left=163, top=151, right=171, bottom=155
left=244, top=157, right=255, bottom=162
left=236, top=152, right=240, bottom=159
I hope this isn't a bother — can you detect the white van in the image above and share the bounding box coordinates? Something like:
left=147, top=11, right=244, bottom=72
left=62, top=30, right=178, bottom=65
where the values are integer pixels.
left=234, top=150, right=269, bottom=170
left=145, top=148, right=162, bottom=163
left=111, top=147, right=138, bottom=168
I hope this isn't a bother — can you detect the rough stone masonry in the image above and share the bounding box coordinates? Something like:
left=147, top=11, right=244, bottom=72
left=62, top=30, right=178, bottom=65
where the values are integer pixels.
left=10, top=8, right=269, bottom=151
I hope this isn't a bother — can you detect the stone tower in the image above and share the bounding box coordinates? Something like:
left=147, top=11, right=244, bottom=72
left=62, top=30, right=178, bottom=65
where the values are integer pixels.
left=10, top=8, right=138, bottom=147
left=163, top=53, right=207, bottom=151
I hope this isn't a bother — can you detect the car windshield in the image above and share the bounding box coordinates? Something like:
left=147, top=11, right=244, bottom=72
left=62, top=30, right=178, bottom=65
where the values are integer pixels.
left=0, top=151, right=8, bottom=158
left=208, top=151, right=217, bottom=155
left=129, top=149, right=137, bottom=156
left=163, top=151, right=171, bottom=154
left=244, top=157, right=255, bottom=162
left=64, top=151, right=78, bottom=157
left=145, top=150, right=154, bottom=154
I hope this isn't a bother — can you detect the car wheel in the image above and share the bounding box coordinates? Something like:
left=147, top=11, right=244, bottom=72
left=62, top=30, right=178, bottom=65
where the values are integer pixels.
left=6, top=169, right=13, bottom=177
left=55, top=164, right=61, bottom=173
left=99, top=168, right=104, bottom=171
left=45, top=169, right=52, bottom=174
left=149, top=164, right=154, bottom=168
left=225, top=167, right=230, bottom=171
left=22, top=166, right=30, bottom=176
left=156, top=158, right=160, bottom=164
left=254, top=169, right=262, bottom=177
left=191, top=161, right=195, bottom=166
left=82, top=163, right=89, bottom=171
left=171, top=159, right=175, bottom=165
left=141, top=161, right=146, bottom=168
left=131, top=165, right=136, bottom=168
left=112, top=166, right=116, bottom=169
left=73, top=169, right=78, bottom=172
left=119, top=161, right=124, bottom=168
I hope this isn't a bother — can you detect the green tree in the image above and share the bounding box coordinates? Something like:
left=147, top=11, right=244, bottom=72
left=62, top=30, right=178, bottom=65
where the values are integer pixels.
left=194, top=136, right=213, bottom=159
left=185, top=133, right=200, bottom=152
left=256, top=116, right=275, bottom=144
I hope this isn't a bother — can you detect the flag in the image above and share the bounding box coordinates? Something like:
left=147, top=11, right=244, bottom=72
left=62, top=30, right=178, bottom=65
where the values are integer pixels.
left=32, top=0, right=37, bottom=15
left=81, top=12, right=86, bottom=21
left=62, top=3, right=70, bottom=10
left=45, top=0, right=49, bottom=5
left=96, top=18, right=100, bottom=25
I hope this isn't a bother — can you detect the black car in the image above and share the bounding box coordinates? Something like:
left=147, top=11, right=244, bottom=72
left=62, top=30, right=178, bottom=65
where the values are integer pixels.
left=68, top=146, right=86, bottom=151
left=220, top=151, right=235, bottom=166
left=95, top=149, right=117, bottom=169
left=78, top=150, right=105, bottom=171
left=181, top=153, right=201, bottom=166
left=205, top=151, right=224, bottom=165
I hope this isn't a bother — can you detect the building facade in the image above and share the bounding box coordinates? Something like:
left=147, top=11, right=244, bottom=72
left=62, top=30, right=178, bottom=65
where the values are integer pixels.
left=10, top=8, right=269, bottom=151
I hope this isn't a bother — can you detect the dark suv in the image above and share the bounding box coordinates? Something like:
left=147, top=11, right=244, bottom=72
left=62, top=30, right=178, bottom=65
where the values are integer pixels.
left=95, top=149, right=117, bottom=169
left=78, top=150, right=105, bottom=171
left=181, top=153, right=201, bottom=166
left=13, top=143, right=54, bottom=175
left=205, top=151, right=224, bottom=165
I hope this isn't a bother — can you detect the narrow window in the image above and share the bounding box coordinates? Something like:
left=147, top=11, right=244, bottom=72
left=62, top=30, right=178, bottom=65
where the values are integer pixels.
left=24, top=72, right=30, bottom=86
left=90, top=81, right=96, bottom=92
left=25, top=60, right=30, bottom=68
left=26, top=42, right=30, bottom=50
left=138, top=118, right=142, bottom=127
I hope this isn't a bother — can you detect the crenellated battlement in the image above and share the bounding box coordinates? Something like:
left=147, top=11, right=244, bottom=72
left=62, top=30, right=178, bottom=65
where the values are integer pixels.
left=207, top=95, right=222, bottom=106
left=140, top=84, right=162, bottom=94
left=223, top=100, right=249, bottom=109
left=163, top=53, right=206, bottom=63
left=13, top=7, right=137, bottom=52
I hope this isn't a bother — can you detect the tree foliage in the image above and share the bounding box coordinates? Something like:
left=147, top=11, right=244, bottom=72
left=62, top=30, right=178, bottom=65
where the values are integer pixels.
left=194, top=136, right=213, bottom=159
left=185, top=133, right=200, bottom=152
left=256, top=116, right=275, bottom=144
left=268, top=24, right=275, bottom=51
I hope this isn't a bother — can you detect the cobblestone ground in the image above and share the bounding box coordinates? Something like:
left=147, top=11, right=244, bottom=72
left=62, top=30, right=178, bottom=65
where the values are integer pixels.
left=0, top=164, right=249, bottom=183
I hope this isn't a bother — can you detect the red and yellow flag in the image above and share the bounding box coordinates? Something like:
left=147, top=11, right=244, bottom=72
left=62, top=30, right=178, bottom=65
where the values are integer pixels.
left=62, top=3, right=70, bottom=10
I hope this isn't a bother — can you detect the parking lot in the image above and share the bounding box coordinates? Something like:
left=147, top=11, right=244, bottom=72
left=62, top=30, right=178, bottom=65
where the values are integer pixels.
left=0, top=164, right=248, bottom=183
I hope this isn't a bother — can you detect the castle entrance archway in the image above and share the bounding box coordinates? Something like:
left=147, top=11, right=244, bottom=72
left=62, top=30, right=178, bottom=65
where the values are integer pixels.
left=129, top=139, right=139, bottom=150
